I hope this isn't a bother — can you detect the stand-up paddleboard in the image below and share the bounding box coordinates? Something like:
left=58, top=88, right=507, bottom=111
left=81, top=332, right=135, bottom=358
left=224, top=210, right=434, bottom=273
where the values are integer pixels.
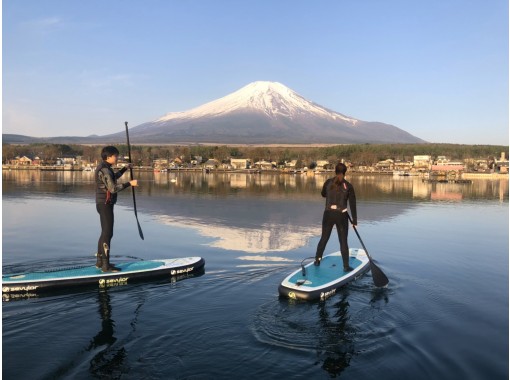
left=279, top=249, right=369, bottom=301
left=2, top=257, right=205, bottom=294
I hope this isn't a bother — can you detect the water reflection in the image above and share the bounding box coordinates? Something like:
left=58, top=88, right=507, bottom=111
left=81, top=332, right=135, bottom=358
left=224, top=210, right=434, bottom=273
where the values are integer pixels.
left=252, top=285, right=392, bottom=378
left=86, top=288, right=125, bottom=379
left=316, top=293, right=355, bottom=377
left=316, top=287, right=391, bottom=377
left=4, top=170, right=507, bottom=202
left=3, top=171, right=508, bottom=255
left=154, top=214, right=320, bottom=253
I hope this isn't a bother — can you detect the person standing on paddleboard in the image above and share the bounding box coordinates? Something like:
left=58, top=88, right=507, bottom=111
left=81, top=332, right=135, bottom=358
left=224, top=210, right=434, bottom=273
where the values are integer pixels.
left=314, top=162, right=357, bottom=272
left=95, top=146, right=138, bottom=272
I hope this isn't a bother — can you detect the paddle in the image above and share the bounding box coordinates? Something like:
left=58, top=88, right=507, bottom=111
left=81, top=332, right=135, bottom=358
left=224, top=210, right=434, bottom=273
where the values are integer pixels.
left=124, top=121, right=144, bottom=240
left=346, top=212, right=388, bottom=287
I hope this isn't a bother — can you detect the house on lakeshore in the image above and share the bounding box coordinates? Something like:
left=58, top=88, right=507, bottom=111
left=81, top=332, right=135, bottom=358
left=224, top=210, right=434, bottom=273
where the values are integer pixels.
left=430, top=156, right=465, bottom=178
left=413, top=155, right=432, bottom=171
left=435, top=156, right=450, bottom=165
left=230, top=158, right=252, bottom=170
left=204, top=159, right=220, bottom=169
left=465, top=158, right=490, bottom=172
left=191, top=156, right=203, bottom=166
left=254, top=160, right=274, bottom=170
left=315, top=160, right=331, bottom=170
left=375, top=159, right=394, bottom=171
left=285, top=160, right=298, bottom=169
left=153, top=158, right=169, bottom=169
left=167, top=157, right=184, bottom=169
left=495, top=152, right=509, bottom=174
left=431, top=156, right=465, bottom=172
left=10, top=155, right=41, bottom=166
left=393, top=160, right=413, bottom=171
left=355, top=164, right=374, bottom=172
left=430, top=162, right=465, bottom=172
left=56, top=156, right=80, bottom=166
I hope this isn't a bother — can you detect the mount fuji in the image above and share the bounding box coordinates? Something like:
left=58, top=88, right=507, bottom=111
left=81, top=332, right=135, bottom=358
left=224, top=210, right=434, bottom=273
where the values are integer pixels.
left=3, top=81, right=424, bottom=145
left=101, top=81, right=424, bottom=144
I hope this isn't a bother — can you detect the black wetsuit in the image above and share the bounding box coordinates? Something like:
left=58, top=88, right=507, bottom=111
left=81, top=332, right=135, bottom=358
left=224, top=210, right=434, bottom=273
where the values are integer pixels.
left=95, top=162, right=130, bottom=267
left=315, top=177, right=357, bottom=268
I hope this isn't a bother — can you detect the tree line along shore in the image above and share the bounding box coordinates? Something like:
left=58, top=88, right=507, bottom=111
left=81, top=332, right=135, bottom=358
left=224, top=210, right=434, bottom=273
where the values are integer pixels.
left=2, top=143, right=509, bottom=174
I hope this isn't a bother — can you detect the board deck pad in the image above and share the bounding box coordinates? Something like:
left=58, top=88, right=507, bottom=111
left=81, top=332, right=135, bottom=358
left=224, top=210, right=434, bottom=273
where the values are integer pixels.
left=279, top=249, right=370, bottom=301
left=287, top=256, right=363, bottom=287
left=3, top=260, right=164, bottom=282
left=3, top=257, right=205, bottom=294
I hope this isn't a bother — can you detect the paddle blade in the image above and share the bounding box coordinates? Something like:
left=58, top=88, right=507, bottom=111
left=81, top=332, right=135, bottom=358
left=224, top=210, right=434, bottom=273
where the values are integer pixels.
left=347, top=213, right=390, bottom=288
left=137, top=220, right=145, bottom=240
left=131, top=188, right=144, bottom=240
left=369, top=260, right=389, bottom=287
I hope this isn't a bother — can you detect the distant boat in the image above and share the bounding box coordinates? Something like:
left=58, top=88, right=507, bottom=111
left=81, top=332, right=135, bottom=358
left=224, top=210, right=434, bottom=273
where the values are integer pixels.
left=393, top=170, right=410, bottom=176
left=83, top=167, right=93, bottom=172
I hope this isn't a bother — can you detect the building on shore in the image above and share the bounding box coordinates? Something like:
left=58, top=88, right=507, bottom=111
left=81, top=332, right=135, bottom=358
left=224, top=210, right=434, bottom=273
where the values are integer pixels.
left=413, top=155, right=432, bottom=171
left=204, top=159, right=220, bottom=170
left=230, top=158, right=252, bottom=170
left=393, top=160, right=414, bottom=172
left=9, top=155, right=41, bottom=166
left=315, top=160, right=330, bottom=169
left=375, top=159, right=394, bottom=171
left=254, top=160, right=274, bottom=170
left=495, top=152, right=509, bottom=174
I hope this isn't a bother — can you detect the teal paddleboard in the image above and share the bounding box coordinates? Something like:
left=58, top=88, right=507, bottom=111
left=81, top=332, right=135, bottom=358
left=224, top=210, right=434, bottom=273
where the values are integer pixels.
left=3, top=257, right=205, bottom=295
left=279, top=249, right=370, bottom=301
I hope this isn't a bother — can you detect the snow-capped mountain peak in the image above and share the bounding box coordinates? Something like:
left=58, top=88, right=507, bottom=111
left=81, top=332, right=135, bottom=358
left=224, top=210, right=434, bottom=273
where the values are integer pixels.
left=156, top=81, right=358, bottom=125
left=124, top=80, right=424, bottom=144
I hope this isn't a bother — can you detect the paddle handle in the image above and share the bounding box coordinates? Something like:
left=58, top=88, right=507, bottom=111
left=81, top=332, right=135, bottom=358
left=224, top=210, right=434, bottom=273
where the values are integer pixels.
left=125, top=121, right=134, bottom=179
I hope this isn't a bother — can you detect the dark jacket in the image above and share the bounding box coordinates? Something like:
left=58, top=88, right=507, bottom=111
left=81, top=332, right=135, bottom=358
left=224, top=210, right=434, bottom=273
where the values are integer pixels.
left=95, top=162, right=130, bottom=204
left=321, top=177, right=357, bottom=224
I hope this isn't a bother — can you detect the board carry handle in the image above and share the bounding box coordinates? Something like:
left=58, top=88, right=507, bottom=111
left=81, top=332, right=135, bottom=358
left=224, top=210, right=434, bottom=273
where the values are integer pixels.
left=300, top=257, right=316, bottom=277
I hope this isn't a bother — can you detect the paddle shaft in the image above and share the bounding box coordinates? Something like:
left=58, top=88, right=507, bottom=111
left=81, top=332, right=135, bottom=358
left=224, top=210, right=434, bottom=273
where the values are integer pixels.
left=346, top=212, right=389, bottom=287
left=346, top=214, right=372, bottom=260
left=125, top=121, right=144, bottom=240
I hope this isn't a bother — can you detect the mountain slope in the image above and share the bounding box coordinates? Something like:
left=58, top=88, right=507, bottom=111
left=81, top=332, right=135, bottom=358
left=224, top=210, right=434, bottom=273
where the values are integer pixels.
left=3, top=81, right=424, bottom=144
left=106, top=81, right=423, bottom=144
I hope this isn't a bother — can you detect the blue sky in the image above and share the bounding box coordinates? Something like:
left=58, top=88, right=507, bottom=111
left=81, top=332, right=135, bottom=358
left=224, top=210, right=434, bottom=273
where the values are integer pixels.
left=3, top=0, right=509, bottom=144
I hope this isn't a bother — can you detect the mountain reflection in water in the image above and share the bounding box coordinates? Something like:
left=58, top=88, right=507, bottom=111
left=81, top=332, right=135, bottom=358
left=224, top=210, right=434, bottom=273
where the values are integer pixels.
left=3, top=170, right=508, bottom=254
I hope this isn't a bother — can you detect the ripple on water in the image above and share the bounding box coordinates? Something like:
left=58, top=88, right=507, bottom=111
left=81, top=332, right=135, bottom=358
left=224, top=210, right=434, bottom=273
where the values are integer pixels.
left=248, top=273, right=395, bottom=375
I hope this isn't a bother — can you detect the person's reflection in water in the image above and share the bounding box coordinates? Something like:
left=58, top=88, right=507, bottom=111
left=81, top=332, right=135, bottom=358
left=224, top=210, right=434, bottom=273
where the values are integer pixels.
left=316, top=292, right=354, bottom=377
left=317, top=288, right=390, bottom=377
left=86, top=288, right=127, bottom=379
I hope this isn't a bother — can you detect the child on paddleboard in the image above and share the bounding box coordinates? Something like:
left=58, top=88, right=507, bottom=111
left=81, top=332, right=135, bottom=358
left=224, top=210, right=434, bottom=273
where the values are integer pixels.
left=95, top=146, right=138, bottom=272
left=314, top=162, right=357, bottom=272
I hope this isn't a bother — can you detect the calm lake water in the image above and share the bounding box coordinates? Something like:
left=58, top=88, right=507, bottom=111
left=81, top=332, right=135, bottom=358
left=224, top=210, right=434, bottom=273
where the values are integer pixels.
left=2, top=170, right=509, bottom=379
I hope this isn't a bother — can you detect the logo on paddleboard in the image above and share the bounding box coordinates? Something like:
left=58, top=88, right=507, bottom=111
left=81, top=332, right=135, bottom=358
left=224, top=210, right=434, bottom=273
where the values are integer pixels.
left=98, top=277, right=128, bottom=288
left=171, top=267, right=194, bottom=276
left=2, top=285, right=38, bottom=293
left=320, top=289, right=336, bottom=300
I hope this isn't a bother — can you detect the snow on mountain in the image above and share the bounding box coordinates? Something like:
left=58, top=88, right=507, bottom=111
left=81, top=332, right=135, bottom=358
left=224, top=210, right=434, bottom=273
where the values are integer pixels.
left=2, top=81, right=425, bottom=145
left=103, top=81, right=425, bottom=144
left=155, top=81, right=358, bottom=125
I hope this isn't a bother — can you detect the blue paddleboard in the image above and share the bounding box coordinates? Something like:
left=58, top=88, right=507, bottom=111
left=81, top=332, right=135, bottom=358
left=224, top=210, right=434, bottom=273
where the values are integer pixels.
left=2, top=257, right=205, bottom=295
left=279, top=249, right=370, bottom=301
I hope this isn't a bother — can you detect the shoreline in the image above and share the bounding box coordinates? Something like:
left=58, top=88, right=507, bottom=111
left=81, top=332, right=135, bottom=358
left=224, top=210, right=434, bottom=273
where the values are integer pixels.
left=2, top=164, right=508, bottom=179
